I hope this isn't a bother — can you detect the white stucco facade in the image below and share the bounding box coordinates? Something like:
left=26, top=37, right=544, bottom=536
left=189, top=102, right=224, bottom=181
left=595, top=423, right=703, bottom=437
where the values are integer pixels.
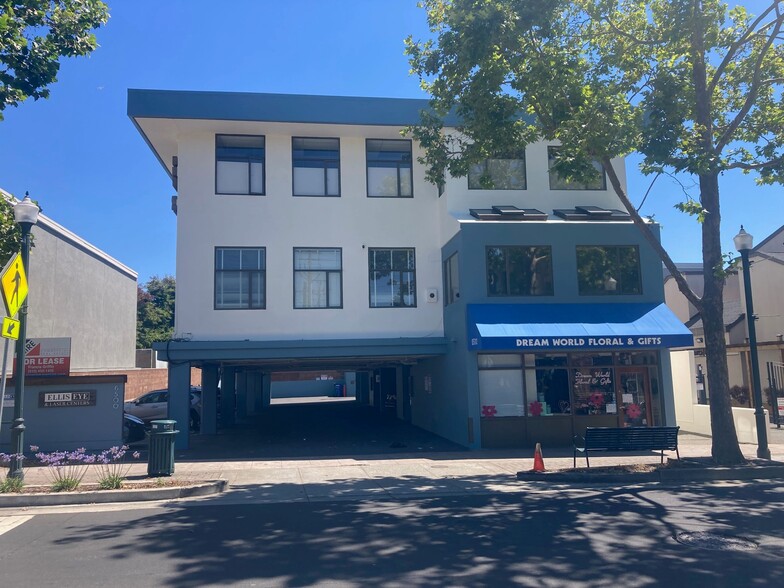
left=136, top=110, right=627, bottom=343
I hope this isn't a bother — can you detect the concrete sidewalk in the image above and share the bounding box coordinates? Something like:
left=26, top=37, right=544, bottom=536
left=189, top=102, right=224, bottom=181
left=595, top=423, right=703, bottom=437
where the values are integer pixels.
left=10, top=428, right=784, bottom=505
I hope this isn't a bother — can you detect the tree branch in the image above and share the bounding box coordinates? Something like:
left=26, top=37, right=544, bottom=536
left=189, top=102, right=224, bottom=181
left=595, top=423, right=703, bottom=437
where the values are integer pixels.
left=708, top=2, right=779, bottom=94
left=601, top=156, right=703, bottom=311
left=715, top=4, right=784, bottom=151
left=725, top=158, right=783, bottom=171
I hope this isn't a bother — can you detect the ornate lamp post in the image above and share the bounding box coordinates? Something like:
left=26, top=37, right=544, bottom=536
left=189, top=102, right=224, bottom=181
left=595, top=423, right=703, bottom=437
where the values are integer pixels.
left=733, top=226, right=771, bottom=460
left=8, top=194, right=39, bottom=479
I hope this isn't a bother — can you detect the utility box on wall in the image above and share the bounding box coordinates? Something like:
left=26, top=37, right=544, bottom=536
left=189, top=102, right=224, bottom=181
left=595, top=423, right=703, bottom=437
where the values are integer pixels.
left=0, top=374, right=126, bottom=451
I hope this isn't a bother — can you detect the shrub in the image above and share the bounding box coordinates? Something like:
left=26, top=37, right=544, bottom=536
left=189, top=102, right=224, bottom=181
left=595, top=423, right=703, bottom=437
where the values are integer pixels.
left=0, top=476, right=24, bottom=493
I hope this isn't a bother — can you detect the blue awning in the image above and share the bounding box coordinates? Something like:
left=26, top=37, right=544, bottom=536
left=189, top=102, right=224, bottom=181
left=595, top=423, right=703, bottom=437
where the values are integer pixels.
left=467, top=303, right=693, bottom=351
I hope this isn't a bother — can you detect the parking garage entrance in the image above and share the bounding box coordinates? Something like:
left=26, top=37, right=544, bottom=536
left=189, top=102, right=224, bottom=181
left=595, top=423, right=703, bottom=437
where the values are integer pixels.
left=155, top=337, right=452, bottom=455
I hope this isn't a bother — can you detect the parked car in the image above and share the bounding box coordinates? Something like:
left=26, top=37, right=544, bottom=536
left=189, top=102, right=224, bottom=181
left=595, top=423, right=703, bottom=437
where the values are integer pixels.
left=124, top=387, right=202, bottom=431
left=122, top=413, right=146, bottom=443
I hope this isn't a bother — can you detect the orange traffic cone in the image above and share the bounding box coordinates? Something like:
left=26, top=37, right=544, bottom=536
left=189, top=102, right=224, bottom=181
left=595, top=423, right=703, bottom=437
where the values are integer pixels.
left=532, top=443, right=545, bottom=472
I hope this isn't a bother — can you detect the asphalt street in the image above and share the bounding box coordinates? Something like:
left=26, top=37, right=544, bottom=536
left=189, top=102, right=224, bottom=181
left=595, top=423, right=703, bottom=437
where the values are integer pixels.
left=1, top=481, right=783, bottom=587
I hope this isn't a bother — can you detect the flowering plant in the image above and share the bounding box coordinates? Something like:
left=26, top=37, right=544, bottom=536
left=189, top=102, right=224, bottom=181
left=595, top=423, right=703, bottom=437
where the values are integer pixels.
left=32, top=445, right=141, bottom=492
left=0, top=453, right=24, bottom=493
left=96, top=446, right=141, bottom=490
left=32, top=446, right=94, bottom=491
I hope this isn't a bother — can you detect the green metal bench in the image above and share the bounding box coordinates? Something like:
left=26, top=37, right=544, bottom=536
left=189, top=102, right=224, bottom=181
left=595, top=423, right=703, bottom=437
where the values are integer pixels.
left=573, top=426, right=680, bottom=468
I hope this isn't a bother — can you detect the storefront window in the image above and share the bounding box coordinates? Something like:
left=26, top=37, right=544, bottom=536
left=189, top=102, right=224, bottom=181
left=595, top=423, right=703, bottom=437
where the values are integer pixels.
left=572, top=358, right=615, bottom=416
left=482, top=352, right=661, bottom=422
left=479, top=369, right=524, bottom=417
left=478, top=354, right=523, bottom=369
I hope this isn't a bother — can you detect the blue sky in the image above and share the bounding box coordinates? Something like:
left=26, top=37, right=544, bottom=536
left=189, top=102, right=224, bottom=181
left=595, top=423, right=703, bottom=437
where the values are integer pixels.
left=0, top=0, right=781, bottom=285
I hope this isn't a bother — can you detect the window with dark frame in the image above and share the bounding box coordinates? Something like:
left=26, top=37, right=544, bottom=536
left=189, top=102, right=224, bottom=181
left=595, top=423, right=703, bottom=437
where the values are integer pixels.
left=547, top=146, right=606, bottom=190
left=294, top=248, right=342, bottom=308
left=477, top=352, right=660, bottom=421
left=215, top=247, right=266, bottom=309
left=444, top=252, right=460, bottom=306
left=368, top=248, right=416, bottom=308
left=215, top=135, right=265, bottom=195
left=366, top=139, right=413, bottom=198
left=486, top=246, right=554, bottom=296
left=468, top=156, right=527, bottom=190
left=576, top=245, right=642, bottom=295
left=293, top=137, right=340, bottom=196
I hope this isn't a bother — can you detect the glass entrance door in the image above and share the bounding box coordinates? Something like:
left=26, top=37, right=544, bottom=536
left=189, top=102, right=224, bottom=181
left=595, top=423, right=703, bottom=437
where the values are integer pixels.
left=616, top=368, right=652, bottom=427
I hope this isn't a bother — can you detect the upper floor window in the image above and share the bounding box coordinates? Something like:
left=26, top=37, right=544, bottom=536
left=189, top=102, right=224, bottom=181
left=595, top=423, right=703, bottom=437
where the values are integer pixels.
left=215, top=247, right=266, bottom=309
left=468, top=156, right=527, bottom=190
left=444, top=252, right=460, bottom=306
left=216, top=134, right=265, bottom=195
left=576, top=245, right=641, bottom=295
left=293, top=137, right=340, bottom=196
left=366, top=139, right=413, bottom=198
left=487, top=246, right=554, bottom=296
left=294, top=248, right=342, bottom=308
left=548, top=147, right=606, bottom=190
left=368, top=248, right=416, bottom=308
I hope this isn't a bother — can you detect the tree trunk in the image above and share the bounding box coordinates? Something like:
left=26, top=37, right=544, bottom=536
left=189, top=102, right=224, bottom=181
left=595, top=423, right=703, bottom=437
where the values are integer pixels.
left=690, top=2, right=745, bottom=464
left=700, top=172, right=745, bottom=464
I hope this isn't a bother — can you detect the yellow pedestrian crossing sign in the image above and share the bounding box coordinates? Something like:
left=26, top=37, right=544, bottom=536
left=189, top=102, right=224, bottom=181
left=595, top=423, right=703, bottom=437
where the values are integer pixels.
left=1, top=317, right=19, bottom=340
left=1, top=253, right=28, bottom=317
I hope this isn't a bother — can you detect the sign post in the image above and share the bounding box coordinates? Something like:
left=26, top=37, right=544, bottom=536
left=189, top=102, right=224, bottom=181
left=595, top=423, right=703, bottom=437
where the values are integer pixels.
left=0, top=258, right=24, bottom=435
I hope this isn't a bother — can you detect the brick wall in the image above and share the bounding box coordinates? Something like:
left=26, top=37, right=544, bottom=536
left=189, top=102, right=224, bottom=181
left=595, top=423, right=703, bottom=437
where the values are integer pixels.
left=70, top=367, right=202, bottom=401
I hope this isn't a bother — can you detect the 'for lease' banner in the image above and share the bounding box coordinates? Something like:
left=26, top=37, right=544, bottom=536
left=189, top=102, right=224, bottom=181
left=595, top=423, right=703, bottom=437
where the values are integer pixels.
left=14, top=337, right=72, bottom=377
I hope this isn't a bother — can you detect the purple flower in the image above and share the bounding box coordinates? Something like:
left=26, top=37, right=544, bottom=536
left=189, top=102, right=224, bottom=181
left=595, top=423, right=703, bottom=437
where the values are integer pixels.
left=29, top=445, right=39, bottom=452
left=132, top=451, right=140, bottom=459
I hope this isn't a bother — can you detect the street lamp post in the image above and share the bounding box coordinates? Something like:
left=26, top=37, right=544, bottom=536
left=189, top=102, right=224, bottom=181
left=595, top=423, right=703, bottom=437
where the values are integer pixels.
left=733, top=226, right=771, bottom=460
left=8, top=194, right=39, bottom=479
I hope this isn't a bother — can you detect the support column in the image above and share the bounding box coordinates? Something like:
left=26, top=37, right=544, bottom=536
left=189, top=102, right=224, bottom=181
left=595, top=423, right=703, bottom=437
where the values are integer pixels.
left=262, top=371, right=271, bottom=408
left=659, top=351, right=677, bottom=427
left=168, top=361, right=191, bottom=450
left=236, top=370, right=248, bottom=421
left=201, top=363, right=219, bottom=435
left=249, top=371, right=262, bottom=415
left=221, top=366, right=237, bottom=427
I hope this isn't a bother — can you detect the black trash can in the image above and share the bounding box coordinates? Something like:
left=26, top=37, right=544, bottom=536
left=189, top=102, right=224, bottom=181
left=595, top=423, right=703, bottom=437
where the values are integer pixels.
left=147, top=419, right=178, bottom=477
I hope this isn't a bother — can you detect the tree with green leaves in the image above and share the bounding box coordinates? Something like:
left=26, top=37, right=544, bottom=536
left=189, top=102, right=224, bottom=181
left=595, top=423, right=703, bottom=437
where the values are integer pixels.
left=407, top=0, right=784, bottom=464
left=0, top=0, right=109, bottom=120
left=137, top=275, right=175, bottom=349
left=0, top=193, right=24, bottom=260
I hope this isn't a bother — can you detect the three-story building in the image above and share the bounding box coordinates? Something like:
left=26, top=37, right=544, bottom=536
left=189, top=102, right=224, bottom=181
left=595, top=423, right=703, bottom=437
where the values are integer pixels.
left=128, top=89, right=692, bottom=449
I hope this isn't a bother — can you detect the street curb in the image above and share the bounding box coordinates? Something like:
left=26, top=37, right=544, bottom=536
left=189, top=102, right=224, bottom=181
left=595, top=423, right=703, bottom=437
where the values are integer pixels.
left=0, top=480, right=228, bottom=508
left=516, top=464, right=784, bottom=484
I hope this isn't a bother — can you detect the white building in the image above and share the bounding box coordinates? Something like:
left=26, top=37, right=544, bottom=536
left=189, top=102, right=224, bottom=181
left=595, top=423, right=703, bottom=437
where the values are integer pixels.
left=129, top=90, right=692, bottom=449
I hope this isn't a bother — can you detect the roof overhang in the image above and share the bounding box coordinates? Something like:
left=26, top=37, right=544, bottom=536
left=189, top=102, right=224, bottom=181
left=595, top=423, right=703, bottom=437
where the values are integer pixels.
left=127, top=89, right=459, bottom=180
left=153, top=337, right=449, bottom=371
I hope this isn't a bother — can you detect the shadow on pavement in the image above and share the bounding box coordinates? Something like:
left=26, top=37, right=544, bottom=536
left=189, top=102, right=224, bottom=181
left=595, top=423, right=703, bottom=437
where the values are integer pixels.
left=39, top=478, right=784, bottom=587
